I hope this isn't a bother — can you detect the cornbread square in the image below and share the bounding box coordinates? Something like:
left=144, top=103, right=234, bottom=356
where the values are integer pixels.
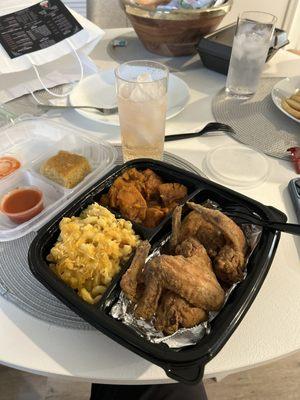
left=40, top=151, right=91, bottom=189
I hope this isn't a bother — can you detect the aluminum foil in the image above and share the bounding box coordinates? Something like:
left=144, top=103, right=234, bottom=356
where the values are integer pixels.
left=111, top=204, right=262, bottom=349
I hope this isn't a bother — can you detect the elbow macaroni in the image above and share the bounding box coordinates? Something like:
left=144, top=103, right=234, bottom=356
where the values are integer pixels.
left=47, top=203, right=140, bottom=304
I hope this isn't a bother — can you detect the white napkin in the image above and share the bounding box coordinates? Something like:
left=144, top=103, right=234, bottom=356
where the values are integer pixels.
left=262, top=49, right=300, bottom=78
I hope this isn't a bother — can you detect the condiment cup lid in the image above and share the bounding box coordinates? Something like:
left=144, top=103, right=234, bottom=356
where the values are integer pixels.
left=203, top=144, right=270, bottom=188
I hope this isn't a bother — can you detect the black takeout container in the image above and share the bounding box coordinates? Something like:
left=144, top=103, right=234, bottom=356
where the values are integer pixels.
left=28, top=160, right=286, bottom=384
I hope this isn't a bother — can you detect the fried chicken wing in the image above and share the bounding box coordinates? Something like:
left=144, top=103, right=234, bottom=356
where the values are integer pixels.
left=187, top=202, right=247, bottom=284
left=187, top=203, right=246, bottom=252
left=136, top=242, right=225, bottom=320
left=214, top=245, right=246, bottom=284
left=175, top=297, right=207, bottom=329
left=155, top=291, right=208, bottom=335
left=178, top=210, right=225, bottom=258
left=155, top=253, right=224, bottom=311
left=169, top=204, right=182, bottom=252
left=134, top=258, right=162, bottom=320
left=175, top=237, right=209, bottom=259
left=120, top=241, right=151, bottom=302
left=120, top=201, right=247, bottom=336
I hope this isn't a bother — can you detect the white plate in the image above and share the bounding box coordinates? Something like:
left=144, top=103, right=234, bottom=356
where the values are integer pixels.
left=271, top=76, right=300, bottom=124
left=69, top=69, right=190, bottom=125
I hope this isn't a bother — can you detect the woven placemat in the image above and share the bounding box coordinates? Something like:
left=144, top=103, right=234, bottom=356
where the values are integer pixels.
left=0, top=147, right=203, bottom=329
left=212, top=77, right=300, bottom=160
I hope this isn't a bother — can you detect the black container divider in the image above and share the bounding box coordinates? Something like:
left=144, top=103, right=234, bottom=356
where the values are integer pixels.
left=28, top=159, right=286, bottom=384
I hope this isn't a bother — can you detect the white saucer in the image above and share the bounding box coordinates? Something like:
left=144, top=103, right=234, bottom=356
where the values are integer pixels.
left=69, top=69, right=190, bottom=126
left=271, top=76, right=300, bottom=124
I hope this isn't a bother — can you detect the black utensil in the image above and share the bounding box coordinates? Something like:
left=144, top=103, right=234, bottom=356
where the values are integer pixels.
left=165, top=122, right=235, bottom=142
left=224, top=205, right=300, bottom=236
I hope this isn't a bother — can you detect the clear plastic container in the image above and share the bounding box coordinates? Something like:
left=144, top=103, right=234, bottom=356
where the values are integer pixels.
left=203, top=144, right=270, bottom=189
left=0, top=117, right=117, bottom=241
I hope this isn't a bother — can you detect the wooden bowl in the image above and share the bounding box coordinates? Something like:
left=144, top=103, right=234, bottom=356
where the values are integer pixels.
left=120, top=0, right=232, bottom=57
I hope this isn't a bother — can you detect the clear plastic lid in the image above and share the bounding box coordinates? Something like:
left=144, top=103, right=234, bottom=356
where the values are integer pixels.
left=0, top=117, right=117, bottom=241
left=203, top=144, right=270, bottom=188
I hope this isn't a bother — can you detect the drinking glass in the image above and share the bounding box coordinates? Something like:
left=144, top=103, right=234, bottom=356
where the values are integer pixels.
left=225, top=11, right=277, bottom=99
left=115, top=60, right=169, bottom=162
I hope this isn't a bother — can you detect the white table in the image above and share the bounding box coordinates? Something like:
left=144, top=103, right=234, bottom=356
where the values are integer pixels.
left=0, top=28, right=299, bottom=384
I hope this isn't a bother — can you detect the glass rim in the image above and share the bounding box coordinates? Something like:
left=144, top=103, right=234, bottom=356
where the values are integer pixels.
left=115, top=60, right=169, bottom=84
left=239, top=10, right=277, bottom=24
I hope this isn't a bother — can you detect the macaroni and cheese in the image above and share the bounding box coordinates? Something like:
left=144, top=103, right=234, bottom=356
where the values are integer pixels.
left=47, top=203, right=140, bottom=304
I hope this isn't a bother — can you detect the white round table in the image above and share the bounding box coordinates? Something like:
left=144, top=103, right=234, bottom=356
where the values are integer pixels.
left=0, top=28, right=299, bottom=384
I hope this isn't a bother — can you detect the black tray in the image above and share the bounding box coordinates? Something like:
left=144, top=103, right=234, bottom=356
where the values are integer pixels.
left=28, top=159, right=286, bottom=384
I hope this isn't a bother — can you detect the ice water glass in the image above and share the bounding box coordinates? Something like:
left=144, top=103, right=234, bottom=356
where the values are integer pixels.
left=226, top=11, right=277, bottom=98
left=115, top=60, right=169, bottom=162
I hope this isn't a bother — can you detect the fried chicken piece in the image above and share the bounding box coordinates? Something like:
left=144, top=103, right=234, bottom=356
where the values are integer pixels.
left=155, top=291, right=208, bottom=335
left=187, top=202, right=247, bottom=284
left=134, top=258, right=162, bottom=320
left=121, top=201, right=247, bottom=336
left=178, top=210, right=225, bottom=258
left=172, top=202, right=247, bottom=284
left=175, top=237, right=208, bottom=259
left=142, top=169, right=164, bottom=201
left=117, top=186, right=147, bottom=223
left=158, top=183, right=187, bottom=209
left=136, top=242, right=225, bottom=320
left=120, top=241, right=151, bottom=302
left=169, top=205, right=182, bottom=252
left=143, top=206, right=166, bottom=228
left=155, top=254, right=224, bottom=311
left=214, top=245, right=246, bottom=285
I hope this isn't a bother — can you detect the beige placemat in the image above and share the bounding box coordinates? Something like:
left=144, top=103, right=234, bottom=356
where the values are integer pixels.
left=212, top=77, right=300, bottom=160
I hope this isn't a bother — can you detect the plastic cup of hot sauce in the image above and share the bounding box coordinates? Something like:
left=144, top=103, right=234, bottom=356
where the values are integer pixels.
left=0, top=187, right=44, bottom=224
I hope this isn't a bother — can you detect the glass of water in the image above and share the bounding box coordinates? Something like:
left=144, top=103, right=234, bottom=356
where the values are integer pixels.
left=226, top=11, right=277, bottom=99
left=115, top=60, right=169, bottom=162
